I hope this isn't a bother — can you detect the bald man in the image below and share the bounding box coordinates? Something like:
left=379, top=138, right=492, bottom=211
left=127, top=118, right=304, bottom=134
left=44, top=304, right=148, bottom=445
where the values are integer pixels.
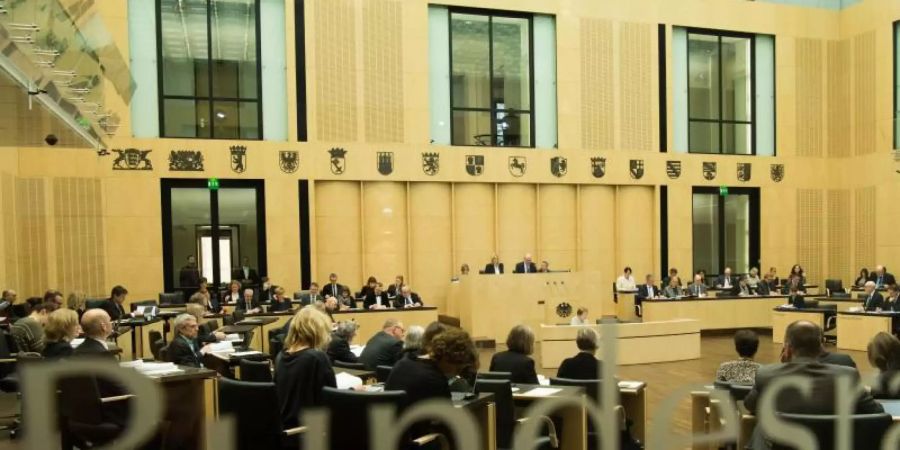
left=75, top=309, right=115, bottom=357
left=514, top=253, right=537, bottom=274
left=872, top=265, right=896, bottom=288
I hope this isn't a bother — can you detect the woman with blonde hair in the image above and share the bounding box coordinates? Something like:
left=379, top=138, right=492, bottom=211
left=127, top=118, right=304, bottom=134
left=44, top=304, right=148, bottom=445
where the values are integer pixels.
left=43, top=308, right=80, bottom=359
left=868, top=332, right=900, bottom=399
left=274, top=307, right=337, bottom=428
left=66, top=292, right=87, bottom=320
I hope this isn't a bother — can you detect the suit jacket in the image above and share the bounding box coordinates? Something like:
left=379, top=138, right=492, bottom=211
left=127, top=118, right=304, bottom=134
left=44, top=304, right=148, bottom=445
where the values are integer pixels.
left=871, top=272, right=897, bottom=288
left=489, top=351, right=539, bottom=384
left=715, top=275, right=736, bottom=289
left=686, top=283, right=708, bottom=297
left=754, top=282, right=771, bottom=296
left=269, top=297, right=292, bottom=312
left=556, top=352, right=603, bottom=380
left=663, top=286, right=682, bottom=298
left=819, top=351, right=857, bottom=368
left=100, top=299, right=126, bottom=321
left=392, top=293, right=423, bottom=308
left=168, top=336, right=203, bottom=368
left=179, top=266, right=201, bottom=288
left=231, top=267, right=260, bottom=285
left=885, top=295, right=900, bottom=312
left=789, top=294, right=807, bottom=308
left=863, top=291, right=885, bottom=311
left=363, top=292, right=390, bottom=309
left=386, top=283, right=403, bottom=298
left=321, top=283, right=345, bottom=299
left=43, top=340, right=74, bottom=359
left=74, top=337, right=115, bottom=358
left=483, top=263, right=504, bottom=275
left=358, top=331, right=403, bottom=370
left=221, top=291, right=242, bottom=305
left=236, top=296, right=259, bottom=312
left=337, top=295, right=357, bottom=309
left=326, top=335, right=358, bottom=363
left=635, top=284, right=660, bottom=303
left=299, top=293, right=323, bottom=307
left=513, top=261, right=538, bottom=274
left=743, top=358, right=881, bottom=415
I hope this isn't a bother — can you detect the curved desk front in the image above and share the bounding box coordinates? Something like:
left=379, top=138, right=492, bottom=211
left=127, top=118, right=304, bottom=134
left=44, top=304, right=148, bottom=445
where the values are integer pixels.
left=642, top=296, right=791, bottom=330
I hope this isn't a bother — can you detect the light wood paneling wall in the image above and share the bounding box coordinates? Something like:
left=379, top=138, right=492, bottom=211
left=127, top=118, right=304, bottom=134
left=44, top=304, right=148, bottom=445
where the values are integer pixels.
left=361, top=181, right=408, bottom=284
left=409, top=183, right=452, bottom=310
left=577, top=185, right=616, bottom=276
left=538, top=185, right=577, bottom=272
left=497, top=184, right=537, bottom=267
left=616, top=186, right=654, bottom=282
left=52, top=178, right=106, bottom=297
left=453, top=183, right=496, bottom=275
left=315, top=181, right=362, bottom=286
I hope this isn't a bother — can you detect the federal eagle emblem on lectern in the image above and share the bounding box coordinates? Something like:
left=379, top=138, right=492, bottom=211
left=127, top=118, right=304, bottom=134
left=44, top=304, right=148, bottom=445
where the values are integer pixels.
left=555, top=302, right=573, bottom=318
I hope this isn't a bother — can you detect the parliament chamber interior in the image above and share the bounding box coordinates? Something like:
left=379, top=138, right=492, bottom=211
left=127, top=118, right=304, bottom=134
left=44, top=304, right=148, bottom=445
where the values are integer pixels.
left=1, top=0, right=900, bottom=449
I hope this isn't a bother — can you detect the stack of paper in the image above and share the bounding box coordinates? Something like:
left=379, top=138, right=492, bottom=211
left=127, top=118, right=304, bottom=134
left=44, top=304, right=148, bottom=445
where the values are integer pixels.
left=618, top=381, right=643, bottom=389
left=120, top=360, right=183, bottom=377
left=209, top=341, right=235, bottom=354
left=335, top=371, right=363, bottom=389
left=537, top=374, right=550, bottom=386
left=231, top=350, right=264, bottom=357
left=224, top=334, right=243, bottom=342
left=350, top=345, right=365, bottom=357
left=521, top=387, right=561, bottom=397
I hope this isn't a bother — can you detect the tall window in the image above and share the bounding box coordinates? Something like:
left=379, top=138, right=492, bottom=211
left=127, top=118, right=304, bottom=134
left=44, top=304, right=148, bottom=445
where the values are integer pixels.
left=157, top=0, right=262, bottom=139
left=687, top=30, right=755, bottom=154
left=894, top=21, right=900, bottom=149
left=449, top=9, right=533, bottom=147
left=692, top=187, right=760, bottom=275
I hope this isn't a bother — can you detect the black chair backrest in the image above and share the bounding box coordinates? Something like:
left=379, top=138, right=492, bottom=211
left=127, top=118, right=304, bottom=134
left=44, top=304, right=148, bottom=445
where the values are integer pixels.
left=85, top=299, right=107, bottom=310
left=375, top=365, right=393, bottom=383
left=476, top=371, right=513, bottom=381
left=239, top=359, right=272, bottom=382
left=550, top=377, right=601, bottom=404
left=771, top=413, right=892, bottom=450
left=148, top=330, right=163, bottom=359
left=293, top=291, right=303, bottom=300
left=58, top=375, right=105, bottom=425
left=0, top=331, right=14, bottom=378
left=475, top=379, right=515, bottom=449
left=159, top=292, right=185, bottom=305
left=333, top=360, right=366, bottom=370
left=825, top=279, right=843, bottom=296
left=199, top=322, right=214, bottom=338
left=159, top=345, right=170, bottom=363
left=233, top=309, right=246, bottom=323
left=151, top=338, right=166, bottom=361
left=9, top=303, right=30, bottom=320
left=223, top=314, right=235, bottom=326
left=728, top=384, right=752, bottom=402
left=268, top=338, right=283, bottom=359
left=218, top=378, right=286, bottom=449
left=321, top=387, right=407, bottom=450
left=202, top=353, right=233, bottom=378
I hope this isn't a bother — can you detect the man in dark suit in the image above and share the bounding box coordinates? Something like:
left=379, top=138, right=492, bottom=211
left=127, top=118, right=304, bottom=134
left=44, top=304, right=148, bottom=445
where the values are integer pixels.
left=392, top=286, right=423, bottom=308
left=513, top=254, right=538, bottom=274
left=744, top=320, right=881, bottom=415
left=364, top=282, right=390, bottom=309
left=167, top=313, right=205, bottom=368
left=231, top=256, right=260, bottom=286
left=299, top=282, right=324, bottom=306
left=715, top=267, right=736, bottom=290
left=863, top=281, right=885, bottom=311
left=178, top=255, right=201, bottom=288
left=872, top=265, right=897, bottom=288
left=322, top=273, right=345, bottom=299
left=557, top=328, right=603, bottom=380
left=687, top=274, right=708, bottom=297
left=358, top=319, right=405, bottom=370
left=635, top=274, right=659, bottom=306
left=73, top=308, right=129, bottom=425
left=483, top=255, right=504, bottom=274
left=236, top=288, right=261, bottom=313
left=99, top=285, right=129, bottom=321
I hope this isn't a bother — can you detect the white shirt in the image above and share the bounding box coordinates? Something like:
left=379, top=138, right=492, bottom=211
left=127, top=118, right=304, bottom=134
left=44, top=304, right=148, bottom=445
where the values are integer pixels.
left=570, top=316, right=587, bottom=325
left=616, top=275, right=637, bottom=291
left=723, top=276, right=732, bottom=288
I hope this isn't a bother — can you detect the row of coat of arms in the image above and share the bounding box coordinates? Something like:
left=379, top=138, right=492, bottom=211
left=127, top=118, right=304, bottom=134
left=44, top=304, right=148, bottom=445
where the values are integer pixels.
left=106, top=147, right=785, bottom=182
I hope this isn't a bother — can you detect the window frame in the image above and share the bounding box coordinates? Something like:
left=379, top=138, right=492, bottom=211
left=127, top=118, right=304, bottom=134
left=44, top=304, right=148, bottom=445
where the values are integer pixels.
left=691, top=186, right=760, bottom=276
left=685, top=27, right=757, bottom=156
left=894, top=20, right=899, bottom=150
left=155, top=0, right=265, bottom=140
left=447, top=6, right=537, bottom=148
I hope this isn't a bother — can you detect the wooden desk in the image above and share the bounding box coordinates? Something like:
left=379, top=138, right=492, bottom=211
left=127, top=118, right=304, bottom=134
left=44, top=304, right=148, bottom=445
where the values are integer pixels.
left=771, top=308, right=831, bottom=344
left=117, top=318, right=165, bottom=360
left=619, top=381, right=647, bottom=443
left=540, top=320, right=700, bottom=368
left=453, top=392, right=497, bottom=450
left=643, top=296, right=790, bottom=330
left=837, top=312, right=900, bottom=351
left=616, top=291, right=639, bottom=322
left=152, top=366, right=218, bottom=448
left=514, top=384, right=587, bottom=450
left=238, top=315, right=290, bottom=353
left=812, top=296, right=862, bottom=312
left=446, top=272, right=608, bottom=343
left=332, top=307, right=439, bottom=340
left=111, top=327, right=133, bottom=361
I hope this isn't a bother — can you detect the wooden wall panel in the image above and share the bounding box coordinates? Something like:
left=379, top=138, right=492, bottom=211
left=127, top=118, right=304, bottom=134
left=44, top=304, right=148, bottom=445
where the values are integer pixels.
left=409, top=183, right=452, bottom=311
left=797, top=189, right=824, bottom=285
left=619, top=22, right=654, bottom=152
left=826, top=39, right=851, bottom=158
left=314, top=181, right=362, bottom=286
left=361, top=181, right=408, bottom=285
left=578, top=186, right=615, bottom=275
left=1, top=173, right=17, bottom=290
left=580, top=18, right=614, bottom=150
left=854, top=186, right=876, bottom=271
left=453, top=184, right=495, bottom=273
left=616, top=186, right=654, bottom=281
left=15, top=178, right=48, bottom=296
left=363, top=0, right=404, bottom=142
left=497, top=184, right=537, bottom=267
left=826, top=190, right=850, bottom=282
left=796, top=38, right=824, bottom=158
left=538, top=185, right=577, bottom=271
left=53, top=178, right=106, bottom=297
left=314, top=0, right=358, bottom=141
left=852, top=31, right=875, bottom=156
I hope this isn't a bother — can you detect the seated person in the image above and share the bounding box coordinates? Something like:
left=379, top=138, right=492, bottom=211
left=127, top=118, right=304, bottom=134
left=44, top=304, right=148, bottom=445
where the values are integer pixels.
left=358, top=319, right=405, bottom=370
left=538, top=261, right=550, bottom=273
left=753, top=277, right=771, bottom=295
left=74, top=309, right=115, bottom=358
left=299, top=282, right=323, bottom=306
left=321, top=273, right=345, bottom=299
left=11, top=301, right=57, bottom=353
left=386, top=327, right=477, bottom=407
left=715, top=329, right=761, bottom=384
left=867, top=331, right=900, bottom=399
left=42, top=308, right=80, bottom=359
left=737, top=276, right=754, bottom=297
left=855, top=268, right=871, bottom=288
left=746, top=267, right=762, bottom=289
left=872, top=265, right=897, bottom=289
left=489, top=325, right=539, bottom=384
left=363, top=282, right=390, bottom=310
left=236, top=288, right=261, bottom=313
left=399, top=325, right=424, bottom=360
left=392, top=286, right=423, bottom=309
left=167, top=313, right=207, bottom=367
left=615, top=267, right=637, bottom=291
left=483, top=256, right=504, bottom=275
left=513, top=254, right=538, bottom=274
left=458, top=263, right=470, bottom=278
left=661, top=268, right=680, bottom=288
left=386, top=275, right=405, bottom=298
left=884, top=284, right=900, bottom=312
left=686, top=274, right=708, bottom=297
left=664, top=277, right=683, bottom=298
left=570, top=307, right=589, bottom=325
left=326, top=320, right=359, bottom=364
left=269, top=286, right=293, bottom=312
left=862, top=281, right=885, bottom=311
left=222, top=280, right=243, bottom=305
left=185, top=303, right=225, bottom=344
left=359, top=276, right=378, bottom=299
left=274, top=307, right=337, bottom=428
left=337, top=287, right=356, bottom=309
left=635, top=274, right=660, bottom=305
left=715, top=267, right=736, bottom=290
left=189, top=279, right=223, bottom=314
left=557, top=328, right=603, bottom=380
left=99, top=285, right=129, bottom=321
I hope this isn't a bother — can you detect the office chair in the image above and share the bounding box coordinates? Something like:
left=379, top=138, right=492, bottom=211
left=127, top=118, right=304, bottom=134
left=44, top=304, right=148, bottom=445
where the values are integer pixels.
left=770, top=413, right=891, bottom=450
left=58, top=376, right=131, bottom=449
left=321, top=387, right=409, bottom=450
left=239, top=359, right=272, bottom=383
left=148, top=330, right=163, bottom=360
left=375, top=365, right=393, bottom=383
left=476, top=371, right=513, bottom=381
left=475, top=379, right=557, bottom=450
left=332, top=360, right=366, bottom=370
left=85, top=299, right=107, bottom=310
left=158, top=292, right=185, bottom=305
left=218, top=378, right=306, bottom=449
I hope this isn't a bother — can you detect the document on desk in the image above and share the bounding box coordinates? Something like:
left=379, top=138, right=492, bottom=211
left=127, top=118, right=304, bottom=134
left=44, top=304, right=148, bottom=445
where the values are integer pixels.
left=121, top=361, right=183, bottom=377
left=521, top=387, right=562, bottom=397
left=224, top=333, right=243, bottom=342
left=350, top=345, right=365, bottom=357
left=335, top=372, right=364, bottom=389
left=209, top=341, right=235, bottom=354
left=231, top=351, right=264, bottom=357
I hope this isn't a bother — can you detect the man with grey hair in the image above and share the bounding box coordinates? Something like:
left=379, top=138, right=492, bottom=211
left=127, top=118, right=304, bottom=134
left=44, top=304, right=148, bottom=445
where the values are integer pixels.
left=393, top=286, right=423, bottom=308
left=167, top=313, right=205, bottom=367
left=236, top=288, right=261, bottom=313
left=863, top=280, right=884, bottom=311
left=359, top=319, right=405, bottom=370
left=514, top=253, right=537, bottom=274
left=557, top=327, right=602, bottom=379
left=327, top=321, right=360, bottom=363
left=400, top=325, right=425, bottom=359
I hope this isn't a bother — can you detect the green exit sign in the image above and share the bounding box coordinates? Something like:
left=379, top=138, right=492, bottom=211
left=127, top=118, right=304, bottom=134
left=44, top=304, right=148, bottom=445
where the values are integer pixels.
left=208, top=178, right=219, bottom=190
left=719, top=186, right=729, bottom=196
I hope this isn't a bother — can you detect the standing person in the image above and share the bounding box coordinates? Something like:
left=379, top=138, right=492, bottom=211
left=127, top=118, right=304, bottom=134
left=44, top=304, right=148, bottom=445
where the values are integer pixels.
left=785, top=264, right=806, bottom=293
left=179, top=255, right=202, bottom=288
left=42, top=308, right=81, bottom=359
left=490, top=325, right=539, bottom=384
left=616, top=267, right=637, bottom=291
left=231, top=256, right=260, bottom=286
left=715, top=330, right=761, bottom=384
left=872, top=265, right=897, bottom=289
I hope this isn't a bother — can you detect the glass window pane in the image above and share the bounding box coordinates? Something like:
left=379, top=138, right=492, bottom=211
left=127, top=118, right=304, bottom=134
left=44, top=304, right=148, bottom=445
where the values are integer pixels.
left=239, top=102, right=260, bottom=139
left=212, top=101, right=240, bottom=139
left=688, top=33, right=720, bottom=120
left=689, top=121, right=719, bottom=153
left=452, top=110, right=492, bottom=145
left=722, top=123, right=752, bottom=155
left=211, top=0, right=258, bottom=99
left=721, top=36, right=752, bottom=121
left=171, top=188, right=212, bottom=289
left=492, top=16, right=530, bottom=111
left=218, top=188, right=261, bottom=286
left=163, top=99, right=198, bottom=138
left=724, top=195, right=750, bottom=273
left=194, top=60, right=210, bottom=98
left=211, top=60, right=239, bottom=98
left=692, top=194, right=720, bottom=275
left=240, top=60, right=259, bottom=100
left=496, top=110, right=530, bottom=147
left=451, top=13, right=491, bottom=109
left=197, top=99, right=211, bottom=138
left=160, top=0, right=209, bottom=97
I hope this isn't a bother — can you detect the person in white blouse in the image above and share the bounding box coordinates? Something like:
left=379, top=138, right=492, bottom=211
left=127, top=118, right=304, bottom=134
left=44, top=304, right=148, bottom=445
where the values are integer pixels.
left=616, top=267, right=637, bottom=291
left=222, top=280, right=242, bottom=304
left=569, top=307, right=589, bottom=325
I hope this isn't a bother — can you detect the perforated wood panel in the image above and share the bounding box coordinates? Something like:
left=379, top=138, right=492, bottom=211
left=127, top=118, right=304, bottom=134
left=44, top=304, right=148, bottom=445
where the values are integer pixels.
left=363, top=0, right=404, bottom=143
left=796, top=38, right=824, bottom=158
left=826, top=40, right=851, bottom=158
left=52, top=178, right=106, bottom=297
left=853, top=31, right=875, bottom=156
left=796, top=189, right=824, bottom=285
left=854, top=186, right=876, bottom=270
left=619, top=22, right=654, bottom=151
left=15, top=178, right=48, bottom=295
left=315, top=0, right=358, bottom=141
left=1, top=173, right=17, bottom=288
left=580, top=18, right=614, bottom=150
left=826, top=190, right=849, bottom=281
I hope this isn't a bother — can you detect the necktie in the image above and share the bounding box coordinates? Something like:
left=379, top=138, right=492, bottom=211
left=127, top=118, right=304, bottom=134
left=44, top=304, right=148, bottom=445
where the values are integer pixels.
left=406, top=296, right=412, bottom=306
left=524, top=263, right=528, bottom=274
left=376, top=296, right=381, bottom=306
left=878, top=276, right=883, bottom=286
